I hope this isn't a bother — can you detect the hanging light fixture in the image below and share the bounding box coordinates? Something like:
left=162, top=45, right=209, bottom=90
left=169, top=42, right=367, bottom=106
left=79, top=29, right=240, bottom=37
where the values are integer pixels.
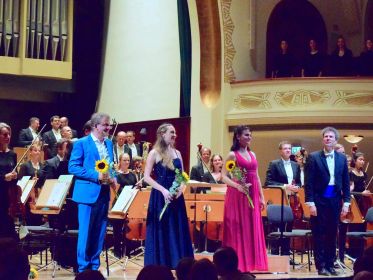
left=343, top=135, right=364, bottom=144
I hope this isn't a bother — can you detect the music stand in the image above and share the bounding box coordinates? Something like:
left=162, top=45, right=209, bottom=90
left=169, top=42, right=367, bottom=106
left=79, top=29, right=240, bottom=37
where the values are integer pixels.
left=264, top=186, right=289, bottom=255
left=107, top=188, right=150, bottom=273
left=185, top=183, right=226, bottom=252
left=27, top=175, right=73, bottom=277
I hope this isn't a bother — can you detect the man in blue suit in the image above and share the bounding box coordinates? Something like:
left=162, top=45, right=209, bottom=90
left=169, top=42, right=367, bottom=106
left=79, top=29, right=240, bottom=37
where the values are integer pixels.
left=305, top=127, right=350, bottom=276
left=68, top=112, right=114, bottom=272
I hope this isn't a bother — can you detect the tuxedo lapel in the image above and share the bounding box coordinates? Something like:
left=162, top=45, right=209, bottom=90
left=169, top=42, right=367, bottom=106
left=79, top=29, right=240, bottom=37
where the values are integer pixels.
left=278, top=160, right=287, bottom=180
left=319, top=150, right=329, bottom=175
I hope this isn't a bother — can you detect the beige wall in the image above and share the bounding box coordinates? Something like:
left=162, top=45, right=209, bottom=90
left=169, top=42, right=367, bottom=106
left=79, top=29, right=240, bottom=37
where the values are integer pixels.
left=98, top=0, right=181, bottom=123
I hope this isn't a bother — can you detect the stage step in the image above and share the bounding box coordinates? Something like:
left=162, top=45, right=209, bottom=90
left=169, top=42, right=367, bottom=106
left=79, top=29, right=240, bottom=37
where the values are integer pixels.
left=194, top=253, right=290, bottom=273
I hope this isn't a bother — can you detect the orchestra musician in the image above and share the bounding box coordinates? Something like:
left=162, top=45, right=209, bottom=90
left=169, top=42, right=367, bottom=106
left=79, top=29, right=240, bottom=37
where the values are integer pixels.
left=113, top=131, right=127, bottom=164
left=0, top=122, right=18, bottom=239
left=338, top=151, right=369, bottom=263
left=295, top=148, right=308, bottom=186
left=190, top=146, right=211, bottom=182
left=111, top=152, right=137, bottom=258
left=43, top=115, right=62, bottom=158
left=18, top=144, right=44, bottom=226
left=264, top=141, right=301, bottom=259
left=18, top=117, right=41, bottom=147
left=202, top=154, right=224, bottom=184
left=305, top=127, right=350, bottom=276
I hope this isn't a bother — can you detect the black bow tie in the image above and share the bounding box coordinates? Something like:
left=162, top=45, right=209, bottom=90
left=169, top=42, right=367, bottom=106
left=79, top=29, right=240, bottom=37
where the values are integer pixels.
left=325, top=153, right=333, bottom=159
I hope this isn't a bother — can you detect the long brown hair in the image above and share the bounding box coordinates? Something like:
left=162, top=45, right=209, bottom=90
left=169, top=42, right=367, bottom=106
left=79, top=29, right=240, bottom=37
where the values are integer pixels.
left=153, top=123, right=175, bottom=170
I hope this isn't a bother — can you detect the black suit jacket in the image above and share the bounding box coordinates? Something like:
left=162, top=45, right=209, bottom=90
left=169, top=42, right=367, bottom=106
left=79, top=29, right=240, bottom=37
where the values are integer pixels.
left=18, top=161, right=43, bottom=179
left=113, top=144, right=125, bottom=163
left=190, top=164, right=205, bottom=181
left=305, top=150, right=350, bottom=204
left=265, top=159, right=301, bottom=187
left=43, top=130, right=58, bottom=158
left=123, top=144, right=142, bottom=161
left=18, top=128, right=34, bottom=147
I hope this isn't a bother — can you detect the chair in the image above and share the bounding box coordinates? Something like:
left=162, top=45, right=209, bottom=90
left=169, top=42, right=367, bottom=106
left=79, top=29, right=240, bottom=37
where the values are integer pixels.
left=346, top=207, right=373, bottom=261
left=266, top=204, right=312, bottom=270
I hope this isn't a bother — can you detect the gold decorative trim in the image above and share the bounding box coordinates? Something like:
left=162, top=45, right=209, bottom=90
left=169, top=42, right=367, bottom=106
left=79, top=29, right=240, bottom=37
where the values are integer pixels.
left=234, top=93, right=271, bottom=110
left=275, top=90, right=330, bottom=107
left=335, top=90, right=373, bottom=107
left=220, top=0, right=236, bottom=83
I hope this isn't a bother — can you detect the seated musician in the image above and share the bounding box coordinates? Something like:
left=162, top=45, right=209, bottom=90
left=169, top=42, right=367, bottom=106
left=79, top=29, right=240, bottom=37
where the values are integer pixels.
left=111, top=153, right=137, bottom=258
left=190, top=147, right=211, bottom=182
left=18, top=144, right=43, bottom=225
left=37, top=138, right=71, bottom=185
left=132, top=156, right=148, bottom=188
left=203, top=154, right=224, bottom=184
left=264, top=141, right=301, bottom=258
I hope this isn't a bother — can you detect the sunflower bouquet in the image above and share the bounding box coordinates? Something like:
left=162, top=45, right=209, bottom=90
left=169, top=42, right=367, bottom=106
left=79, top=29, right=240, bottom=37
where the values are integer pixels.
left=226, top=160, right=254, bottom=208
left=159, top=168, right=190, bottom=221
left=95, top=158, right=116, bottom=184
left=29, top=267, right=38, bottom=279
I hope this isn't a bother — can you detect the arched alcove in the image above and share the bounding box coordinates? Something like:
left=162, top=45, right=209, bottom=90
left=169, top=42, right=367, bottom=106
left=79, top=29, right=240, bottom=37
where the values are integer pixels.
left=266, top=0, right=327, bottom=77
left=365, top=0, right=373, bottom=41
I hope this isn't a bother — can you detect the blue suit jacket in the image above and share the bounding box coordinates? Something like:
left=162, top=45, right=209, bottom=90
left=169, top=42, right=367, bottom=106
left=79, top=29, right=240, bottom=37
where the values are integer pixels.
left=69, top=135, right=114, bottom=204
left=304, top=150, right=350, bottom=204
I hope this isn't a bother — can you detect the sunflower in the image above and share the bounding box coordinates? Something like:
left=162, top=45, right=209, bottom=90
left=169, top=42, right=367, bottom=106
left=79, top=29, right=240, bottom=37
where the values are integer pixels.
left=95, top=159, right=109, bottom=173
left=226, top=160, right=236, bottom=172
left=182, top=172, right=190, bottom=181
left=29, top=267, right=38, bottom=279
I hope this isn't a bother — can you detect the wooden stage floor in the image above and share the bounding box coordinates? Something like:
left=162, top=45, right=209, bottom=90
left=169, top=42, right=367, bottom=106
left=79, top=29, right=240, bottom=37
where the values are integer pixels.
left=33, top=253, right=354, bottom=280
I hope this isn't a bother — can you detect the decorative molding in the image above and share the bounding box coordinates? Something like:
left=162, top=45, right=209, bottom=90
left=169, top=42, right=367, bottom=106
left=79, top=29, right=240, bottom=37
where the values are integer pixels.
left=335, top=90, right=373, bottom=107
left=274, top=89, right=330, bottom=107
left=220, top=0, right=236, bottom=83
left=234, top=93, right=271, bottom=110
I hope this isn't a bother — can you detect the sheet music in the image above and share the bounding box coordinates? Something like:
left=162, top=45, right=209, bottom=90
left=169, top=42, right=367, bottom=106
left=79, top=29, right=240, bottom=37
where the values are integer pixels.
left=45, top=182, right=68, bottom=208
left=21, top=179, right=36, bottom=204
left=111, top=186, right=138, bottom=214
left=17, top=176, right=31, bottom=192
left=58, top=174, right=73, bottom=183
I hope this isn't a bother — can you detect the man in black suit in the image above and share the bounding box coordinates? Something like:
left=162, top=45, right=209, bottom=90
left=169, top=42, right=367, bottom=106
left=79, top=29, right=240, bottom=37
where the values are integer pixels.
left=305, top=127, right=350, bottom=276
left=113, top=131, right=127, bottom=164
left=43, top=115, right=61, bottom=158
left=60, top=116, right=78, bottom=138
left=38, top=139, right=70, bottom=183
left=18, top=117, right=40, bottom=146
left=265, top=141, right=301, bottom=257
left=124, top=131, right=142, bottom=164
left=190, top=147, right=211, bottom=182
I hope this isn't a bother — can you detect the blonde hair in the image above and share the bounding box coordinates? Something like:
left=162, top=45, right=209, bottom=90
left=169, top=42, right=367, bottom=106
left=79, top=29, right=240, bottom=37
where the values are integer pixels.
left=118, top=153, right=131, bottom=170
left=153, top=123, right=175, bottom=169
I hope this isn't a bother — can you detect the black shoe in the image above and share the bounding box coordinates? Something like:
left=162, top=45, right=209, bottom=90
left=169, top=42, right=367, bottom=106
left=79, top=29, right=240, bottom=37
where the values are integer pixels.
left=318, top=268, right=331, bottom=276
left=327, top=267, right=338, bottom=276
left=289, top=259, right=299, bottom=265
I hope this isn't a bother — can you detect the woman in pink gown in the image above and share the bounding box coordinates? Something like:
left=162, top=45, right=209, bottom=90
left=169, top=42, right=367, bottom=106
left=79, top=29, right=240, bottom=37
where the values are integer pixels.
left=222, top=125, right=268, bottom=272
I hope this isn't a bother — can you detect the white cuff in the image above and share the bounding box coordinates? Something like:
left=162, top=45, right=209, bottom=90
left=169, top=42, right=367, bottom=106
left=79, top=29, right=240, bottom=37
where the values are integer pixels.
left=343, top=202, right=350, bottom=207
left=306, top=202, right=315, bottom=207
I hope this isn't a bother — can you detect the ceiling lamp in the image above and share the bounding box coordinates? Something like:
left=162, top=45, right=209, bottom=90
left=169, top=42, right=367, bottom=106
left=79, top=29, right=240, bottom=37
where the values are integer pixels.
left=343, top=135, right=364, bottom=144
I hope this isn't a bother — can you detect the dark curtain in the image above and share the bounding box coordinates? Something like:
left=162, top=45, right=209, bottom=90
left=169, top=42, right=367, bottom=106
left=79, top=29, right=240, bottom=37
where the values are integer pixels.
left=177, top=0, right=192, bottom=117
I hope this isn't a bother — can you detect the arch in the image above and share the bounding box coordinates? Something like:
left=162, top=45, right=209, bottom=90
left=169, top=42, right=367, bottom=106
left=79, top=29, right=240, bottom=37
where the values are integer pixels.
left=365, top=0, right=373, bottom=41
left=266, top=0, right=327, bottom=77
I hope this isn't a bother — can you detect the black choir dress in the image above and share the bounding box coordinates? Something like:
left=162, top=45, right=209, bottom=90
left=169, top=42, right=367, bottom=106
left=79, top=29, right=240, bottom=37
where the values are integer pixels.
left=0, top=150, right=18, bottom=239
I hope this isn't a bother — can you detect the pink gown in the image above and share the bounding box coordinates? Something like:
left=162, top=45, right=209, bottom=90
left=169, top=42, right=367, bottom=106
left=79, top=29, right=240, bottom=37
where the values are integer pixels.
left=223, top=151, right=268, bottom=272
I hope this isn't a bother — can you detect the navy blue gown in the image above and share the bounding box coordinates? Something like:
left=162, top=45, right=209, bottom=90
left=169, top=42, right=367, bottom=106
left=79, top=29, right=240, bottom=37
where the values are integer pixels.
left=144, top=158, right=193, bottom=268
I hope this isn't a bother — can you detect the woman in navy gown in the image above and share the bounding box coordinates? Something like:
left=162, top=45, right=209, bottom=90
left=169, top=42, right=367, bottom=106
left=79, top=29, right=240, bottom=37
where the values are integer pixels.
left=144, top=123, right=193, bottom=268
